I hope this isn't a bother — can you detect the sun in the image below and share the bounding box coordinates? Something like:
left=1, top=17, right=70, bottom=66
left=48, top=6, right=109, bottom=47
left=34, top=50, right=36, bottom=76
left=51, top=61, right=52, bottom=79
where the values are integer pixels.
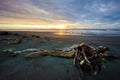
left=56, top=25, right=66, bottom=29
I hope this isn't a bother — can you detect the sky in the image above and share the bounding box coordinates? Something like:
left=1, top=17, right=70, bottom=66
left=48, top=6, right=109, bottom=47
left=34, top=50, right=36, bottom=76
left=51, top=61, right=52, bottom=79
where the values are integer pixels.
left=0, top=0, right=120, bottom=30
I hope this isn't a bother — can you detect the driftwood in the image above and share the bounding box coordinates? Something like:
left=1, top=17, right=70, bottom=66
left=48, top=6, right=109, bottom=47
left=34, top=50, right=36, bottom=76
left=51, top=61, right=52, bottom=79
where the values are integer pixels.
left=8, top=37, right=23, bottom=45
left=25, top=50, right=75, bottom=58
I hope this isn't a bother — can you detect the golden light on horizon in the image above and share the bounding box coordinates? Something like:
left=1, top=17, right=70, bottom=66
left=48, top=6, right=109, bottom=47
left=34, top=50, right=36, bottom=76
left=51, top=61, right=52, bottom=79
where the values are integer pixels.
left=0, top=23, right=67, bottom=30
left=0, top=17, right=86, bottom=30
left=55, top=25, right=66, bottom=30
left=55, top=32, right=65, bottom=35
left=54, top=25, right=66, bottom=35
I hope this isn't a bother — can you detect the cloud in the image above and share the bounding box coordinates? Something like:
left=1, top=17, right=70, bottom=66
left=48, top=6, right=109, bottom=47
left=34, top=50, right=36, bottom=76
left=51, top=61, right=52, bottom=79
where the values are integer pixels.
left=0, top=0, right=120, bottom=29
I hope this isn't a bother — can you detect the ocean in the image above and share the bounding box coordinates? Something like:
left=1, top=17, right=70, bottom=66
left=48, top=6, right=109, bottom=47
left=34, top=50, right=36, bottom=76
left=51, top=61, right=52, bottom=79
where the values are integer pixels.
left=2, top=29, right=120, bottom=36
left=65, top=29, right=120, bottom=36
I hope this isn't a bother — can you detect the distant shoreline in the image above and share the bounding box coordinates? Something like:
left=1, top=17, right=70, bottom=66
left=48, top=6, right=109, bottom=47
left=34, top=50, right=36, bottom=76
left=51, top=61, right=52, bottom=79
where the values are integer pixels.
left=0, top=29, right=120, bottom=37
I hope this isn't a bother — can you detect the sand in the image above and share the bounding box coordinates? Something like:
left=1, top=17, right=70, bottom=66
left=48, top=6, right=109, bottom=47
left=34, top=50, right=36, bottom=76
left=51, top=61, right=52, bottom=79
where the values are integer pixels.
left=0, top=31, right=120, bottom=80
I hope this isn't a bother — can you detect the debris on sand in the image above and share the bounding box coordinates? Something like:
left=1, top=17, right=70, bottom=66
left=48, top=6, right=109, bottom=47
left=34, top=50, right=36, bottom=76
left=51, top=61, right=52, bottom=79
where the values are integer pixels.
left=2, top=48, right=75, bottom=58
left=36, top=36, right=40, bottom=38
left=8, top=37, right=24, bottom=45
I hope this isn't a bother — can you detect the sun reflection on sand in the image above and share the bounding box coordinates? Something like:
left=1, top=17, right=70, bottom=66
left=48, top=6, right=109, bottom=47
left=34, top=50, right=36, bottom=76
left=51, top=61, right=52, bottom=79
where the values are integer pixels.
left=54, top=25, right=67, bottom=35
left=55, top=32, right=66, bottom=35
left=54, top=29, right=66, bottom=35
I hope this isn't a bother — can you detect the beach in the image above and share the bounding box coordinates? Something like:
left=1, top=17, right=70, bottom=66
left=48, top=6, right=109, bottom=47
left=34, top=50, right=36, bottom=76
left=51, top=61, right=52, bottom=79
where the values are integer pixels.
left=0, top=31, right=120, bottom=80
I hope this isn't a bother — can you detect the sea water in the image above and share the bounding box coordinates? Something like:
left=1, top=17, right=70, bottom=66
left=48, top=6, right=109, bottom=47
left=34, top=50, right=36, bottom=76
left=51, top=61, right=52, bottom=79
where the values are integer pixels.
left=65, top=29, right=120, bottom=36
left=2, top=29, right=120, bottom=36
left=33, top=29, right=120, bottom=36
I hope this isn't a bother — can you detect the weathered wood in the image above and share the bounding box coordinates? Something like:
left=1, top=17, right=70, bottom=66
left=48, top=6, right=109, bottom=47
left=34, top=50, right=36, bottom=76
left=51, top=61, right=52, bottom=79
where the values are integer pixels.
left=8, top=37, right=23, bottom=45
left=25, top=51, right=75, bottom=58
left=76, top=61, right=85, bottom=80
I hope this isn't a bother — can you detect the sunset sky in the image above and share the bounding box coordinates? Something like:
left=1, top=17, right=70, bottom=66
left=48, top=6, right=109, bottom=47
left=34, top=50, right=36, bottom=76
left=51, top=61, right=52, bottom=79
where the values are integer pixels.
left=0, top=0, right=120, bottom=30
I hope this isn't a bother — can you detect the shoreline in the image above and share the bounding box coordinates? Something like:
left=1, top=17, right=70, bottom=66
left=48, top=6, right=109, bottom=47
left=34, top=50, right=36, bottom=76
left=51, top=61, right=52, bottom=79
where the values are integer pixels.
left=0, top=30, right=120, bottom=37
left=0, top=31, right=120, bottom=53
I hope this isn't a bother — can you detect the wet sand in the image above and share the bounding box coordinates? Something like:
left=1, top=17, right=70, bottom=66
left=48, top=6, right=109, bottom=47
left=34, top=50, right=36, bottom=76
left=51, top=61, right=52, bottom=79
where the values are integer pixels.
left=0, top=31, right=120, bottom=80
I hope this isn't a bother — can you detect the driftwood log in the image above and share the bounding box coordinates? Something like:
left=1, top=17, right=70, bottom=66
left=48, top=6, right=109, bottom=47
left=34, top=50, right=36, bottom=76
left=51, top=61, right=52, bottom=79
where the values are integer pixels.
left=8, top=37, right=23, bottom=45
left=25, top=50, right=75, bottom=58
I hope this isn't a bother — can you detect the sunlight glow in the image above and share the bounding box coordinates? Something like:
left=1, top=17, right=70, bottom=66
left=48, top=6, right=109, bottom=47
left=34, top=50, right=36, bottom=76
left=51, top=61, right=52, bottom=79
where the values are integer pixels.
left=55, top=32, right=65, bottom=35
left=55, top=25, right=66, bottom=29
left=0, top=23, right=67, bottom=30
